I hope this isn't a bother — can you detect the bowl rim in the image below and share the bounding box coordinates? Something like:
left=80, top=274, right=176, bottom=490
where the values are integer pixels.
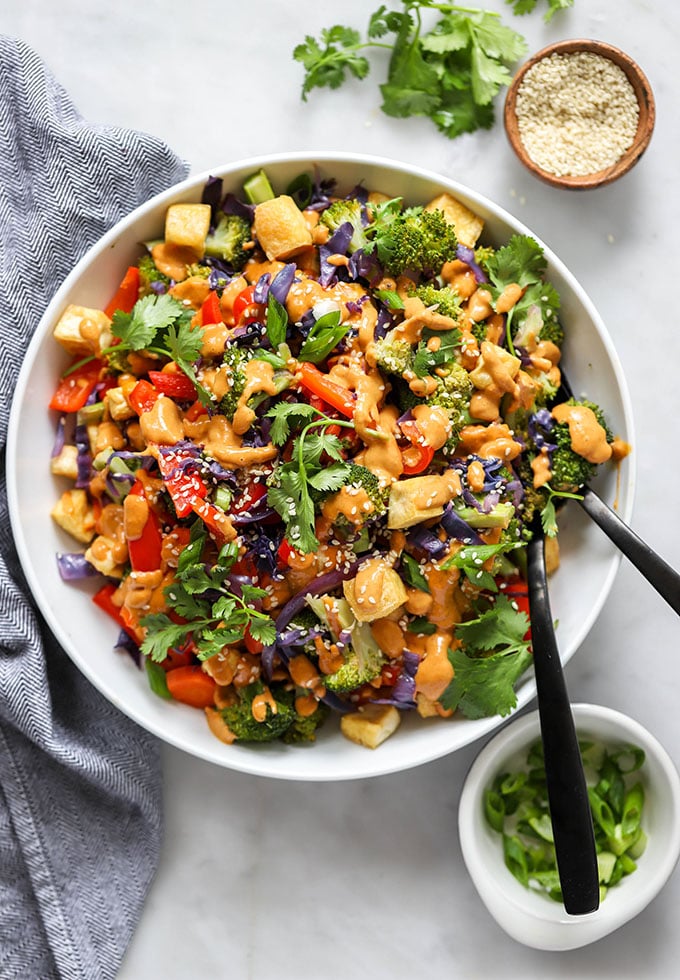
left=504, top=38, right=656, bottom=190
left=458, top=703, right=680, bottom=949
left=6, top=151, right=636, bottom=780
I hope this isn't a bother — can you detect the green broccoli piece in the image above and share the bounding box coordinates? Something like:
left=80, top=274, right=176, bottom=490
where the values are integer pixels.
left=220, top=683, right=295, bottom=742
left=343, top=463, right=389, bottom=518
left=186, top=262, right=212, bottom=279
left=281, top=701, right=330, bottom=744
left=474, top=246, right=495, bottom=276
left=306, top=595, right=385, bottom=695
left=204, top=214, right=251, bottom=271
left=138, top=253, right=170, bottom=292
left=427, top=362, right=473, bottom=451
left=366, top=200, right=458, bottom=278
left=550, top=399, right=613, bottom=494
left=219, top=346, right=293, bottom=421
left=410, top=283, right=462, bottom=322
left=319, top=199, right=366, bottom=253
left=371, top=334, right=414, bottom=376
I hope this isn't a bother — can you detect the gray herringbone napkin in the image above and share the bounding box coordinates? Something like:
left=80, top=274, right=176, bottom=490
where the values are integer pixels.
left=0, top=37, right=189, bottom=979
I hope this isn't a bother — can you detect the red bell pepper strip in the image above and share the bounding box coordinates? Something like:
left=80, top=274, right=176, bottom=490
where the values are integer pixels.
left=104, top=265, right=140, bottom=318
left=297, top=362, right=356, bottom=418
left=399, top=419, right=436, bottom=475
left=92, top=583, right=139, bottom=642
left=190, top=496, right=231, bottom=545
left=49, top=359, right=103, bottom=413
left=147, top=370, right=197, bottom=401
left=231, top=482, right=267, bottom=515
left=200, top=290, right=223, bottom=326
left=128, top=379, right=159, bottom=415
left=126, top=480, right=163, bottom=572
left=156, top=447, right=208, bottom=519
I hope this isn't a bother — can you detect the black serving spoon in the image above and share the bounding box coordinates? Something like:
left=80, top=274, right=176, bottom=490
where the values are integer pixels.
left=527, top=516, right=600, bottom=915
left=557, top=376, right=680, bottom=615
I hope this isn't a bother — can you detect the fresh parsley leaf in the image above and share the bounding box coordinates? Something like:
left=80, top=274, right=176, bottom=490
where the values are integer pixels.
left=379, top=12, right=441, bottom=118
left=440, top=643, right=533, bottom=719
left=140, top=613, right=194, bottom=663
left=401, top=553, right=430, bottom=593
left=298, top=310, right=351, bottom=363
left=266, top=294, right=289, bottom=348
left=541, top=497, right=558, bottom=537
left=306, top=462, right=352, bottom=493
left=505, top=0, right=574, bottom=23
left=442, top=594, right=533, bottom=718
left=412, top=327, right=462, bottom=377
left=444, top=542, right=521, bottom=591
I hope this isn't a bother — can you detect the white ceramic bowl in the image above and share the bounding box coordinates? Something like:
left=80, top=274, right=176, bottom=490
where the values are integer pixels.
left=459, top=704, right=680, bottom=950
left=7, top=152, right=635, bottom=781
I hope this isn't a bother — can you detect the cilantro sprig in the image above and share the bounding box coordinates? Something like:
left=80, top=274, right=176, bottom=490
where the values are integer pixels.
left=440, top=594, right=532, bottom=718
left=294, top=2, right=528, bottom=140
left=106, top=294, right=213, bottom=407
left=265, top=402, right=357, bottom=553
left=444, top=541, right=521, bottom=591
left=505, top=0, right=574, bottom=23
left=140, top=522, right=276, bottom=663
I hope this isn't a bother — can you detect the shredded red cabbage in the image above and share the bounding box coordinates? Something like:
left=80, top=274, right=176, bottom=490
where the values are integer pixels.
left=56, top=552, right=98, bottom=581
left=440, top=503, right=484, bottom=545
left=319, top=223, right=354, bottom=287
left=74, top=424, right=92, bottom=489
left=407, top=525, right=448, bottom=559
left=456, top=244, right=487, bottom=283
left=51, top=415, right=66, bottom=457
left=114, top=629, right=142, bottom=668
left=201, top=175, right=223, bottom=222
left=275, top=564, right=359, bottom=635
left=270, top=263, right=297, bottom=305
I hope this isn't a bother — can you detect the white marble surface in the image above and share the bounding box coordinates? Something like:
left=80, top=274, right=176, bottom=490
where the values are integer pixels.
left=3, top=0, right=680, bottom=976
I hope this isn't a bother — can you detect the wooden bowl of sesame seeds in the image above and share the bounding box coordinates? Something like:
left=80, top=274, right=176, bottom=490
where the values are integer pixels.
left=504, top=39, right=655, bottom=190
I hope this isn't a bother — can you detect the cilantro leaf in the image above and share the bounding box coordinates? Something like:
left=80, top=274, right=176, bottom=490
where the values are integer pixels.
left=140, top=613, right=197, bottom=663
left=380, top=13, right=441, bottom=118
left=486, top=235, right=547, bottom=291
left=413, top=327, right=462, bottom=377
left=293, top=26, right=372, bottom=101
left=444, top=542, right=522, bottom=591
left=505, top=0, right=574, bottom=22
left=266, top=401, right=319, bottom=446
left=111, top=293, right=187, bottom=350
left=440, top=643, right=533, bottom=719
left=455, top=594, right=531, bottom=655
left=306, top=462, right=352, bottom=493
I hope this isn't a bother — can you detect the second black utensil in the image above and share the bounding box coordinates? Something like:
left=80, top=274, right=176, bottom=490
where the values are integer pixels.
left=527, top=517, right=600, bottom=916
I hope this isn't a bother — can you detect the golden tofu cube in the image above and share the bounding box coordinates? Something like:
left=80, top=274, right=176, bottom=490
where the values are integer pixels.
left=51, top=489, right=96, bottom=544
left=85, top=537, right=125, bottom=579
left=388, top=474, right=458, bottom=530
left=253, top=195, right=313, bottom=261
left=343, top=562, right=407, bottom=622
left=53, top=305, right=112, bottom=357
left=164, top=203, right=212, bottom=257
left=425, top=192, right=484, bottom=247
left=50, top=444, right=79, bottom=480
left=105, top=386, right=135, bottom=422
left=340, top=704, right=401, bottom=749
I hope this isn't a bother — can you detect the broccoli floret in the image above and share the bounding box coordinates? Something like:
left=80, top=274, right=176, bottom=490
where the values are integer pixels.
left=344, top=463, right=389, bottom=517
left=204, top=214, right=251, bottom=271
left=138, top=253, right=170, bottom=292
left=539, top=318, right=564, bottom=348
left=366, top=201, right=458, bottom=278
left=281, top=701, right=330, bottom=744
left=186, top=262, right=212, bottom=279
left=306, top=595, right=385, bottom=695
left=410, top=283, right=462, bottom=322
left=474, top=246, right=495, bottom=275
left=371, top=334, right=414, bottom=376
left=319, top=199, right=367, bottom=253
left=221, top=683, right=295, bottom=742
left=219, top=347, right=293, bottom=421
left=550, top=399, right=613, bottom=494
left=427, top=362, right=473, bottom=451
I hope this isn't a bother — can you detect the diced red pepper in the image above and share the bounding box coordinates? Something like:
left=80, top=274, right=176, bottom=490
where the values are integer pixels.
left=231, top=482, right=267, bottom=515
left=400, top=418, right=435, bottom=475
left=166, top=665, right=216, bottom=708
left=49, top=359, right=103, bottom=413
left=128, top=379, right=159, bottom=415
left=200, top=290, right=223, bottom=326
left=232, top=284, right=266, bottom=326
left=148, top=369, right=197, bottom=401
left=184, top=399, right=208, bottom=423
left=156, top=447, right=208, bottom=519
left=160, top=640, right=195, bottom=672
left=190, top=497, right=230, bottom=545
left=298, top=362, right=356, bottom=418
left=105, top=265, right=140, bottom=318
left=126, top=480, right=163, bottom=572
left=92, top=583, right=139, bottom=642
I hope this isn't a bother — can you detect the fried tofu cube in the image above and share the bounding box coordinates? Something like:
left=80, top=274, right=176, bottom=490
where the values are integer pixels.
left=85, top=536, right=125, bottom=579
left=388, top=474, right=459, bottom=530
left=50, top=444, right=79, bottom=480
left=253, top=195, right=313, bottom=261
left=340, top=704, right=401, bottom=749
left=545, top=534, right=560, bottom=576
left=164, top=203, right=212, bottom=257
left=53, top=305, right=112, bottom=357
left=105, top=386, right=135, bottom=422
left=425, top=192, right=484, bottom=248
left=51, top=489, right=96, bottom=544
left=343, top=560, right=407, bottom=622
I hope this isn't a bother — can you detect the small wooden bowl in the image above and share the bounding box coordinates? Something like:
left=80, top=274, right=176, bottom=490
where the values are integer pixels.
left=504, top=39, right=655, bottom=190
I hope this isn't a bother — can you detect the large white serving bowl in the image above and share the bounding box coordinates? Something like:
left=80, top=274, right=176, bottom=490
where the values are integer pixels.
left=7, top=152, right=635, bottom=781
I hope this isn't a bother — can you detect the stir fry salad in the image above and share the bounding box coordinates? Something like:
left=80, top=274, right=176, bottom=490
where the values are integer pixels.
left=49, top=168, right=625, bottom=749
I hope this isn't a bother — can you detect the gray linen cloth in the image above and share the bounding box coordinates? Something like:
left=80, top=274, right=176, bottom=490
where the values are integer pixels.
left=0, top=37, right=189, bottom=979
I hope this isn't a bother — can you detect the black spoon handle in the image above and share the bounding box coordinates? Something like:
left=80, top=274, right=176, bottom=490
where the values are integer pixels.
left=579, top=486, right=680, bottom=615
left=527, top=530, right=600, bottom=916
